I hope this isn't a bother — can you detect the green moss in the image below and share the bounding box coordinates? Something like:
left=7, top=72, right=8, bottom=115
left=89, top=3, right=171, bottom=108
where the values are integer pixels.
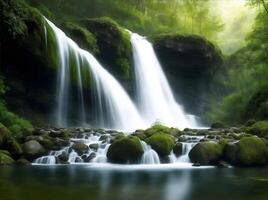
left=247, top=121, right=268, bottom=139
left=237, top=136, right=268, bottom=166
left=244, top=86, right=268, bottom=121
left=107, top=136, right=144, bottom=163
left=71, top=142, right=88, bottom=155
left=62, top=22, right=99, bottom=54
left=145, top=133, right=175, bottom=156
left=189, top=141, right=223, bottom=165
left=16, top=158, right=31, bottom=166
left=0, top=103, right=32, bottom=137
left=143, top=124, right=173, bottom=138
left=82, top=17, right=132, bottom=80
left=0, top=151, right=15, bottom=165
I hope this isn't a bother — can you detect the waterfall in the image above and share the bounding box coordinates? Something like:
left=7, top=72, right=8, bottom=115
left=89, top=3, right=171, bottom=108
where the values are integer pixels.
left=130, top=32, right=199, bottom=129
left=140, top=141, right=160, bottom=164
left=45, top=19, right=145, bottom=130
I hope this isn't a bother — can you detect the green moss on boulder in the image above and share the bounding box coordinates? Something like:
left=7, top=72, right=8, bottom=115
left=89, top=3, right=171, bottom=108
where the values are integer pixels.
left=189, top=141, right=223, bottom=165
left=71, top=142, right=89, bottom=155
left=143, top=124, right=174, bottom=138
left=82, top=17, right=131, bottom=80
left=107, top=136, right=144, bottom=163
left=145, top=133, right=175, bottom=157
left=16, top=158, right=31, bottom=166
left=0, top=151, right=15, bottom=165
left=224, top=136, right=268, bottom=166
left=62, top=22, right=99, bottom=54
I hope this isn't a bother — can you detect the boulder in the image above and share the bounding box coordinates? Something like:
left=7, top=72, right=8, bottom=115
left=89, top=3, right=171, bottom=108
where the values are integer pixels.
left=16, top=158, right=31, bottom=166
left=224, top=136, right=268, bottom=166
left=173, top=142, right=183, bottom=156
left=107, top=136, right=144, bottom=163
left=22, top=140, right=45, bottom=160
left=71, top=142, right=89, bottom=155
left=89, top=143, right=99, bottom=150
left=189, top=141, right=223, bottom=165
left=145, top=133, right=175, bottom=157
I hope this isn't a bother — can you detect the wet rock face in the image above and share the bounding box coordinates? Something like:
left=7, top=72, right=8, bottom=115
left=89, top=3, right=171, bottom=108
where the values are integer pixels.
left=1, top=0, right=56, bottom=125
left=82, top=17, right=132, bottom=82
left=152, top=34, right=222, bottom=115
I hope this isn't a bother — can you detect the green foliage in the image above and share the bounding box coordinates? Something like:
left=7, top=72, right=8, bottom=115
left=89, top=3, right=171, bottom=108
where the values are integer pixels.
left=0, top=151, right=15, bottom=165
left=25, top=0, right=224, bottom=44
left=247, top=121, right=268, bottom=138
left=0, top=76, right=32, bottom=138
left=62, top=22, right=99, bottom=54
left=0, top=0, right=44, bottom=41
left=107, top=136, right=144, bottom=163
left=0, top=103, right=32, bottom=137
left=205, top=6, right=268, bottom=124
left=145, top=133, right=175, bottom=156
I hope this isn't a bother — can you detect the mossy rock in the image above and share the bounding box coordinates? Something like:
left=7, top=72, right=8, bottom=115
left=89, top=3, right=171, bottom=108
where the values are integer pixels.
left=22, top=140, right=46, bottom=160
left=189, top=141, right=223, bottom=165
left=82, top=17, right=131, bottom=80
left=1, top=0, right=56, bottom=125
left=142, top=124, right=173, bottom=138
left=0, top=123, right=23, bottom=158
left=145, top=133, right=175, bottom=157
left=0, top=151, right=15, bottom=165
left=247, top=121, right=268, bottom=139
left=224, top=136, right=268, bottom=167
left=62, top=21, right=99, bottom=54
left=4, top=137, right=23, bottom=158
left=107, top=136, right=144, bottom=163
left=173, top=142, right=183, bottom=156
left=0, top=123, right=11, bottom=146
left=71, top=142, right=89, bottom=155
left=16, top=158, right=31, bottom=166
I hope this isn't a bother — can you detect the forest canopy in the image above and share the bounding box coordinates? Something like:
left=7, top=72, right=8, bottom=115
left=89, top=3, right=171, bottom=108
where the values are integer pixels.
left=26, top=0, right=256, bottom=54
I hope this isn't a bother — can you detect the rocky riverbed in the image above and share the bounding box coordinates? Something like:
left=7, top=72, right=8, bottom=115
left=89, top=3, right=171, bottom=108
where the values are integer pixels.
left=1, top=122, right=268, bottom=167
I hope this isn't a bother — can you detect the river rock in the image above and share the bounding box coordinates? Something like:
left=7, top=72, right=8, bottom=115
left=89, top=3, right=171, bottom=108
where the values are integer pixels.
left=224, top=136, right=268, bottom=166
left=89, top=143, right=99, bottom=150
left=82, top=152, right=96, bottom=162
left=22, top=140, right=46, bottom=160
left=107, top=136, right=144, bottom=163
left=189, top=141, right=223, bottom=165
left=71, top=142, right=89, bottom=155
left=173, top=142, right=183, bottom=156
left=145, top=133, right=175, bottom=157
left=16, top=158, right=31, bottom=166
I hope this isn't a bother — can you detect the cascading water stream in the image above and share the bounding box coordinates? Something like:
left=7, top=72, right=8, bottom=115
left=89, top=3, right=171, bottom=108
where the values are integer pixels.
left=140, top=141, right=160, bottom=164
left=45, top=19, right=145, bottom=130
left=130, top=32, right=199, bottom=129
